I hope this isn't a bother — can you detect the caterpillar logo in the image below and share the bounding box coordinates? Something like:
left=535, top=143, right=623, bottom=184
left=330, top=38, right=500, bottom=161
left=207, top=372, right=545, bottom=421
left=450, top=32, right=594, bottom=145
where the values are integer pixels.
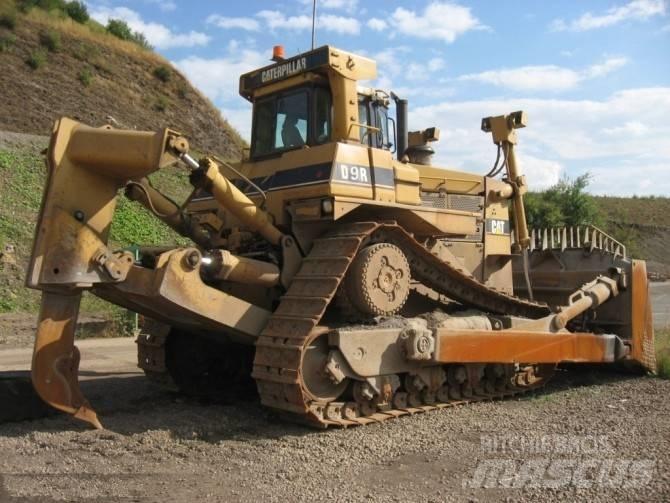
left=261, top=57, right=307, bottom=84
left=486, top=218, right=510, bottom=235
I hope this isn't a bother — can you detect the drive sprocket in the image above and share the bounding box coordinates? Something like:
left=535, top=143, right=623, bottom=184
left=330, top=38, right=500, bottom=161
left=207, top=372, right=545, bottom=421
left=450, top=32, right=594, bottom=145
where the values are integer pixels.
left=343, top=243, right=411, bottom=316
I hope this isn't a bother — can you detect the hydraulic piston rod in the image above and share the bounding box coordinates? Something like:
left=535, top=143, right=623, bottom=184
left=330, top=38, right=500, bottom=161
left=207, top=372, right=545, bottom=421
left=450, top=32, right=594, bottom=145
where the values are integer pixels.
left=183, top=154, right=284, bottom=246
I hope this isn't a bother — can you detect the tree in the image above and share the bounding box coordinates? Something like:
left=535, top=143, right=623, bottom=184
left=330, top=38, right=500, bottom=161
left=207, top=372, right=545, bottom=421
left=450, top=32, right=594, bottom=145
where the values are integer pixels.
left=65, top=1, right=88, bottom=23
left=525, top=173, right=601, bottom=229
left=106, top=19, right=152, bottom=49
left=106, top=19, right=133, bottom=41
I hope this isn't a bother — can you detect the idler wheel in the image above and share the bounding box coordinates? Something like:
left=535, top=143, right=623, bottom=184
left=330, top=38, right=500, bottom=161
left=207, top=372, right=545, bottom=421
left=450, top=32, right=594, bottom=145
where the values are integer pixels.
left=344, top=243, right=410, bottom=316
left=301, top=332, right=348, bottom=403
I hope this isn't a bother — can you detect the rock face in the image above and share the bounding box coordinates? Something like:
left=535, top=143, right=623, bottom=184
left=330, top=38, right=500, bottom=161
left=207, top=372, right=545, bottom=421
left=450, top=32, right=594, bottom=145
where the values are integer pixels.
left=0, top=11, right=245, bottom=158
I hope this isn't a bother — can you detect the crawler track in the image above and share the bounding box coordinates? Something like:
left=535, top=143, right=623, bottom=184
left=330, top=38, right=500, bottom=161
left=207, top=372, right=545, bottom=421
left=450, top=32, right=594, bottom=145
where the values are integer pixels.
left=252, top=222, right=554, bottom=427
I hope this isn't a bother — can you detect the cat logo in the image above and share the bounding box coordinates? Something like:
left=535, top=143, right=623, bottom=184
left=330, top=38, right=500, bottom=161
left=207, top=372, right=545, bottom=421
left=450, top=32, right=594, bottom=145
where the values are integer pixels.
left=486, top=219, right=509, bottom=235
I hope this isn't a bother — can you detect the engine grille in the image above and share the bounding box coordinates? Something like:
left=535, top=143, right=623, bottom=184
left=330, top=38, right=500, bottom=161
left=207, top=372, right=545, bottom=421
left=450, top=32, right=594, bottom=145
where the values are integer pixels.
left=420, top=192, right=483, bottom=213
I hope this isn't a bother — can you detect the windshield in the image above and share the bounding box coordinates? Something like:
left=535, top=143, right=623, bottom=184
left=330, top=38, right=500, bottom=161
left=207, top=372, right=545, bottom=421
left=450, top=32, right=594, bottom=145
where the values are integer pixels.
left=251, top=87, right=331, bottom=158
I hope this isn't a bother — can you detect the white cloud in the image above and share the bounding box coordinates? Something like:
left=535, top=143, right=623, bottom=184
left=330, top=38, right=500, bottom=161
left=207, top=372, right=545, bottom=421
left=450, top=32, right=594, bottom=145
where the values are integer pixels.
left=409, top=88, right=670, bottom=195
left=174, top=47, right=269, bottom=142
left=90, top=6, right=209, bottom=49
left=143, top=0, right=176, bottom=12
left=256, top=10, right=313, bottom=31
left=256, top=10, right=360, bottom=34
left=299, top=0, right=358, bottom=12
left=458, top=57, right=628, bottom=92
left=602, top=120, right=650, bottom=136
left=174, top=49, right=267, bottom=104
left=390, top=2, right=485, bottom=43
left=551, top=0, right=666, bottom=31
left=367, top=18, right=387, bottom=31
left=319, top=14, right=360, bottom=34
left=428, top=57, right=445, bottom=72
left=207, top=15, right=260, bottom=31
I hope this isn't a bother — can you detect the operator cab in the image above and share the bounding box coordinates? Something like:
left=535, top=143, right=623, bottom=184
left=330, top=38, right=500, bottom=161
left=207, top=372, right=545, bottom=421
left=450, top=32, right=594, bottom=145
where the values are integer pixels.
left=240, top=45, right=395, bottom=161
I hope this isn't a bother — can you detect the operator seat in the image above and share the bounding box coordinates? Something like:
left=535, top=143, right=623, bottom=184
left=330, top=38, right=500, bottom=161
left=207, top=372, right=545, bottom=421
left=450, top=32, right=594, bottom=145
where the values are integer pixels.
left=281, top=114, right=304, bottom=147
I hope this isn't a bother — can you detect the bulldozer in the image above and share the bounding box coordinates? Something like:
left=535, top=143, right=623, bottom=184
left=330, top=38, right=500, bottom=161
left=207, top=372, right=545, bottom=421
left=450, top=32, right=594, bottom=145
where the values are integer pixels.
left=24, top=45, right=655, bottom=429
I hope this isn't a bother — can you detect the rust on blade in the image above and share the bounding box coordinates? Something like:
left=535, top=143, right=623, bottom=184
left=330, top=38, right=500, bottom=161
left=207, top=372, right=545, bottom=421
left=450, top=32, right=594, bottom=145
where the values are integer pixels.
left=630, top=260, right=656, bottom=372
left=31, top=291, right=102, bottom=430
left=434, top=330, right=622, bottom=364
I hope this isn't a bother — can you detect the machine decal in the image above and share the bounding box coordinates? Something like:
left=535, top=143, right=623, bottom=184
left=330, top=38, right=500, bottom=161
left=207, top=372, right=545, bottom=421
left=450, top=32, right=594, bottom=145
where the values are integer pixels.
left=191, top=162, right=333, bottom=200
left=372, top=167, right=394, bottom=188
left=486, top=218, right=510, bottom=235
left=333, top=164, right=394, bottom=188
left=241, top=47, right=330, bottom=90
left=336, top=163, right=369, bottom=184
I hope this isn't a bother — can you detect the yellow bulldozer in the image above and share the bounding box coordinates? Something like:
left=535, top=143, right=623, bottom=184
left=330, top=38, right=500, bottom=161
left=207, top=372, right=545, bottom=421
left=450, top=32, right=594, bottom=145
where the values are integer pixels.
left=25, top=46, right=655, bottom=429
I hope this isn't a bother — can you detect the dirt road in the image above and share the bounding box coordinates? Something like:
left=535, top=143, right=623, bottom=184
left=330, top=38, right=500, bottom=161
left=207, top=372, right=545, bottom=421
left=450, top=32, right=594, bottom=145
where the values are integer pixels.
left=1, top=283, right=668, bottom=502
left=0, top=366, right=667, bottom=502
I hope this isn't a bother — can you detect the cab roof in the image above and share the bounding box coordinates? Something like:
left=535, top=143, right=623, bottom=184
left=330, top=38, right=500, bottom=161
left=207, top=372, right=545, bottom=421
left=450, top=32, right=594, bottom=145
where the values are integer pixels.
left=239, top=45, right=376, bottom=101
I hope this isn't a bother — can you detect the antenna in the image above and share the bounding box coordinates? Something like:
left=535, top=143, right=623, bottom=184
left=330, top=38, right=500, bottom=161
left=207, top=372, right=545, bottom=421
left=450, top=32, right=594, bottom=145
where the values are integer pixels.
left=311, top=0, right=317, bottom=50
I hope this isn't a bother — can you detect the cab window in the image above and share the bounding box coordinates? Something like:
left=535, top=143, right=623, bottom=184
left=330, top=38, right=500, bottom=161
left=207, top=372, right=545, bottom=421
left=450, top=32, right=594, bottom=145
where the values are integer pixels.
left=358, top=96, right=370, bottom=144
left=251, top=87, right=331, bottom=159
left=276, top=91, right=308, bottom=149
left=314, top=87, right=332, bottom=144
left=357, top=94, right=391, bottom=150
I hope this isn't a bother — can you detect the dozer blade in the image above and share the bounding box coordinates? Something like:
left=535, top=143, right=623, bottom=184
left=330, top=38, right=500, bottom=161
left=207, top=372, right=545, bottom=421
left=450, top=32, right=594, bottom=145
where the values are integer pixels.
left=31, top=291, right=102, bottom=429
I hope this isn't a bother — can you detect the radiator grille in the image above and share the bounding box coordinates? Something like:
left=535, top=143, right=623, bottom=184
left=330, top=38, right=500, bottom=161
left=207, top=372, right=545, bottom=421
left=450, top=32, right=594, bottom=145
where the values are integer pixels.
left=420, top=192, right=483, bottom=213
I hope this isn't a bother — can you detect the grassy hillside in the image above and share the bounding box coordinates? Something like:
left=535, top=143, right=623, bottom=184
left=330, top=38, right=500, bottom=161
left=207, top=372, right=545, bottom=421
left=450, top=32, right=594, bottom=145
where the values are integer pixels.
left=0, top=132, right=192, bottom=316
left=594, top=196, right=670, bottom=277
left=0, top=0, right=246, bottom=322
left=0, top=0, right=245, bottom=157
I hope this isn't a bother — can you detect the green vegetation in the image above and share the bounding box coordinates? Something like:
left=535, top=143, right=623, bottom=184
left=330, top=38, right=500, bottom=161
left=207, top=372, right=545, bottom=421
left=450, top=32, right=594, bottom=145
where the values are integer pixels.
left=77, top=66, right=91, bottom=86
left=154, top=95, right=169, bottom=112
left=106, top=18, right=151, bottom=50
left=25, top=48, right=46, bottom=68
left=152, top=64, right=171, bottom=83
left=63, top=0, right=86, bottom=23
left=656, top=328, right=670, bottom=379
left=17, top=0, right=89, bottom=24
left=0, top=10, right=16, bottom=29
left=38, top=28, right=59, bottom=51
left=0, top=32, right=14, bottom=51
left=0, top=141, right=190, bottom=315
left=526, top=174, right=601, bottom=229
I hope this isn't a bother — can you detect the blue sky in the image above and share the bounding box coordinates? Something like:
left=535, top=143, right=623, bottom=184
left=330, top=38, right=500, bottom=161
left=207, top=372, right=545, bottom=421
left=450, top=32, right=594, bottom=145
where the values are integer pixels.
left=87, top=1, right=670, bottom=195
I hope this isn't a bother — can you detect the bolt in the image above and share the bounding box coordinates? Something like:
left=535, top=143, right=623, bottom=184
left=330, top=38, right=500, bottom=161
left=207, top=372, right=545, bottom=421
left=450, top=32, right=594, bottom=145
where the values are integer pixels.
left=73, top=210, right=85, bottom=222
left=184, top=250, right=201, bottom=270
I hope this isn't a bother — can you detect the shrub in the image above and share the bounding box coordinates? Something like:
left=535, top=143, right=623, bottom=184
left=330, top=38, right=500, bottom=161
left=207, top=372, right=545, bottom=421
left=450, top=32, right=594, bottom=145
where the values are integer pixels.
left=65, top=1, right=88, bottom=23
left=26, top=49, right=47, bottom=69
left=72, top=41, right=98, bottom=61
left=525, top=174, right=601, bottom=229
left=154, top=96, right=169, bottom=112
left=0, top=11, right=17, bottom=30
left=78, top=67, right=92, bottom=86
left=106, top=18, right=133, bottom=41
left=38, top=29, right=61, bottom=52
left=176, top=85, right=188, bottom=99
left=17, top=0, right=66, bottom=13
left=152, top=65, right=171, bottom=83
left=0, top=33, right=15, bottom=52
left=106, top=18, right=152, bottom=49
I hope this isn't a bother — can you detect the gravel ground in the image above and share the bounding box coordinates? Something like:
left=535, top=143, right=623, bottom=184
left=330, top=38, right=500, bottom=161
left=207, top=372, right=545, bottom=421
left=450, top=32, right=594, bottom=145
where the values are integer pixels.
left=0, top=368, right=668, bottom=502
